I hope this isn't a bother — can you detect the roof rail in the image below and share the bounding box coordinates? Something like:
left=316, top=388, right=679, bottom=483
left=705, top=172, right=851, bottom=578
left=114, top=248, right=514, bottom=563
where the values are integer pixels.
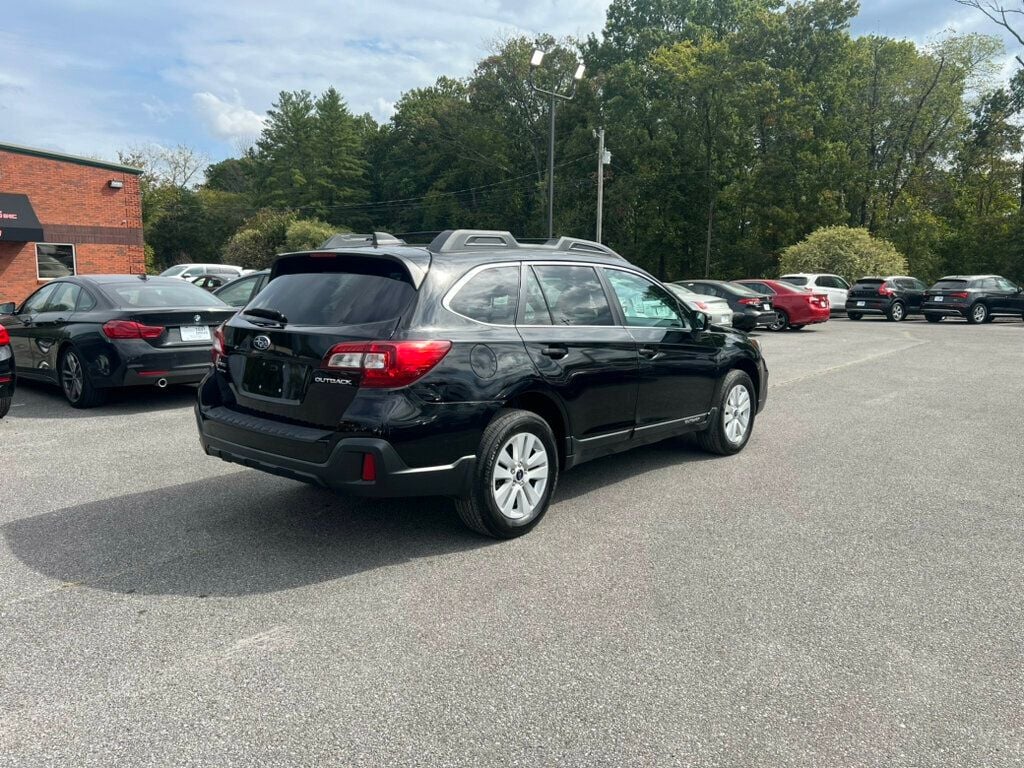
left=544, top=236, right=623, bottom=259
left=428, top=229, right=519, bottom=253
left=320, top=232, right=406, bottom=249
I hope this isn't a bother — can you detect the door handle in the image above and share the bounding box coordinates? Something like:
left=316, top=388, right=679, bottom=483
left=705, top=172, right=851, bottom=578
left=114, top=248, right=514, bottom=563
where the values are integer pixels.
left=541, top=345, right=568, bottom=359
left=639, top=346, right=664, bottom=360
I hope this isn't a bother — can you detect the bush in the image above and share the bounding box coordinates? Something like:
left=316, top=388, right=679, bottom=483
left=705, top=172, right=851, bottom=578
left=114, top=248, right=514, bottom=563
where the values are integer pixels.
left=222, top=209, right=296, bottom=269
left=779, top=227, right=908, bottom=281
left=284, top=218, right=343, bottom=252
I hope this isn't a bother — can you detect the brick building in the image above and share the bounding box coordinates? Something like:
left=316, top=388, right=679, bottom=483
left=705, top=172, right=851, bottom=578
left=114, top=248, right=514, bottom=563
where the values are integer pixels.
left=0, top=142, right=144, bottom=305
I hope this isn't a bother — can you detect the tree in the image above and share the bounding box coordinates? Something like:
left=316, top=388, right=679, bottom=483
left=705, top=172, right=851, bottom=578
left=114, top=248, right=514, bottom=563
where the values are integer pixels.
left=284, top=218, right=341, bottom=251
left=779, top=226, right=907, bottom=280
left=954, top=0, right=1024, bottom=66
left=222, top=209, right=296, bottom=269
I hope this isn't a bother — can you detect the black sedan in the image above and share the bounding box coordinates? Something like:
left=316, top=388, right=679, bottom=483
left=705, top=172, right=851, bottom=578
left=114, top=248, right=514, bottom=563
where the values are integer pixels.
left=0, top=276, right=236, bottom=408
left=922, top=275, right=1024, bottom=324
left=0, top=323, right=13, bottom=418
left=674, top=280, right=775, bottom=331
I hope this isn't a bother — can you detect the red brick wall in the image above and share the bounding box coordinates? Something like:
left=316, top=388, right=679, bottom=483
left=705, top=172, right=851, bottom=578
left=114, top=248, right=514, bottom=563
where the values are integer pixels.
left=0, top=148, right=144, bottom=305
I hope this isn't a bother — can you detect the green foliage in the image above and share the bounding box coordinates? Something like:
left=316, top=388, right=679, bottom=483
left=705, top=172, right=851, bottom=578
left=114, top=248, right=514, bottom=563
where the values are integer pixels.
left=223, top=210, right=297, bottom=269
left=284, top=218, right=342, bottom=252
left=779, top=226, right=908, bottom=280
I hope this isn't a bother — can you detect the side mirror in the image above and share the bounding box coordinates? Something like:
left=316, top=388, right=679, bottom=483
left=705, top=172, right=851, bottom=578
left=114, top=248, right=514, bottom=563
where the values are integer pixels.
left=0, top=302, right=15, bottom=315
left=693, top=310, right=710, bottom=331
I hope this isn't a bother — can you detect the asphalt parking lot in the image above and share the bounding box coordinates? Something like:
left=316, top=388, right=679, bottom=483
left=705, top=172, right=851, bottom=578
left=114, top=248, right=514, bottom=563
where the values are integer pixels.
left=2, top=316, right=1022, bottom=767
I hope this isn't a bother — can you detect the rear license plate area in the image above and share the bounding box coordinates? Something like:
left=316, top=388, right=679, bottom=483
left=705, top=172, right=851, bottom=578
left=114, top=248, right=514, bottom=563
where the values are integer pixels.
left=856, top=301, right=865, bottom=307
left=934, top=296, right=944, bottom=302
left=241, top=357, right=308, bottom=399
left=180, top=325, right=211, bottom=342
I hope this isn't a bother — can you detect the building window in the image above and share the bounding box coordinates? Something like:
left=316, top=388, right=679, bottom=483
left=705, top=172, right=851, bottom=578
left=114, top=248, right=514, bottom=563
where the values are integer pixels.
left=35, top=243, right=76, bottom=280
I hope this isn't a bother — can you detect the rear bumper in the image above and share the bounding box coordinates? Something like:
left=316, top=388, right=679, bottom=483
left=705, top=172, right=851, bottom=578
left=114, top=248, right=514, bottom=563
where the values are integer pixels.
left=89, top=340, right=214, bottom=388
left=196, top=404, right=475, bottom=497
left=734, top=310, right=775, bottom=330
left=922, top=303, right=967, bottom=317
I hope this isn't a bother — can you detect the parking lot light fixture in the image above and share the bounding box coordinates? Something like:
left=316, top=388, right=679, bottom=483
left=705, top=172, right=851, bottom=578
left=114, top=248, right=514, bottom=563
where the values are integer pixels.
left=530, top=49, right=545, bottom=68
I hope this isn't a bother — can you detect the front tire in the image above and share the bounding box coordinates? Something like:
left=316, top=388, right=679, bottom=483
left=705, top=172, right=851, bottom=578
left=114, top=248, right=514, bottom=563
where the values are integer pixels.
left=697, top=370, right=756, bottom=456
left=967, top=302, right=988, bottom=324
left=767, top=310, right=789, bottom=332
left=886, top=302, right=906, bottom=322
left=60, top=347, right=104, bottom=408
left=455, top=409, right=559, bottom=538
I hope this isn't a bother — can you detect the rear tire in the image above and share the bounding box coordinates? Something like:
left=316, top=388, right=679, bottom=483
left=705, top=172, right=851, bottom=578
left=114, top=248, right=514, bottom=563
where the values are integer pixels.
left=886, top=302, right=906, bottom=322
left=925, top=314, right=943, bottom=323
left=848, top=312, right=862, bottom=321
left=0, top=396, right=10, bottom=418
left=59, top=347, right=104, bottom=408
left=789, top=324, right=805, bottom=331
left=455, top=409, right=559, bottom=539
left=696, top=370, right=756, bottom=456
left=767, top=310, right=789, bottom=331
left=967, top=302, right=988, bottom=324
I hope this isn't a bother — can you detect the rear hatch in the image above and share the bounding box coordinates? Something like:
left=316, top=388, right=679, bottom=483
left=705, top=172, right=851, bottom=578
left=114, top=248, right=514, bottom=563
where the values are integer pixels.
left=925, top=279, right=969, bottom=304
left=220, top=252, right=419, bottom=427
left=848, top=279, right=885, bottom=299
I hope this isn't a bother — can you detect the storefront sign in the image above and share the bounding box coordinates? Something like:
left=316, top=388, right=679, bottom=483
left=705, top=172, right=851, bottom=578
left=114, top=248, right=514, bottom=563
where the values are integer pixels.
left=0, top=193, right=44, bottom=242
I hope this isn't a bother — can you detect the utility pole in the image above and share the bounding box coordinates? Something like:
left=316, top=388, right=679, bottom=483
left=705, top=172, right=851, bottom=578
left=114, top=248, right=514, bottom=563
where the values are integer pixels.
left=595, top=127, right=606, bottom=243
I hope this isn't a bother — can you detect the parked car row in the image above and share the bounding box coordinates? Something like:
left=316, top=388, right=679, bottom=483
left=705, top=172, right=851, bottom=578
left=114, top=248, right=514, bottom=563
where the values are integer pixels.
left=844, top=273, right=1024, bottom=324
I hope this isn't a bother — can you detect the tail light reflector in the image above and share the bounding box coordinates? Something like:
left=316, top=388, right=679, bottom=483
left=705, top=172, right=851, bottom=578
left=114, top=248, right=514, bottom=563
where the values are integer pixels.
left=878, top=283, right=896, bottom=296
left=211, top=324, right=227, bottom=363
left=0, top=325, right=9, bottom=345
left=323, top=340, right=452, bottom=388
left=102, top=320, right=164, bottom=340
left=361, top=453, right=377, bottom=482
left=949, top=292, right=969, bottom=299
left=738, top=297, right=763, bottom=306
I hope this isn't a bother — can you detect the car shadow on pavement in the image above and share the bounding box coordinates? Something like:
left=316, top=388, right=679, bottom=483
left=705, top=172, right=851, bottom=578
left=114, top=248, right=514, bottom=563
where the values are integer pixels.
left=2, top=472, right=491, bottom=598
left=2, top=437, right=716, bottom=599
left=9, top=379, right=198, bottom=419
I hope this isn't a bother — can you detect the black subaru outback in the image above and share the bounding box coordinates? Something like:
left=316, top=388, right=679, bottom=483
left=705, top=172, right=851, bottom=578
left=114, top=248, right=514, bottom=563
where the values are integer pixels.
left=195, top=230, right=769, bottom=538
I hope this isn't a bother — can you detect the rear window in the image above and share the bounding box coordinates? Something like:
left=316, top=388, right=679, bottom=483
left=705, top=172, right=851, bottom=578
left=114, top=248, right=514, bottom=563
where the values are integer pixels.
left=159, top=265, right=187, bottom=277
left=779, top=276, right=808, bottom=287
left=723, top=283, right=763, bottom=297
left=104, top=281, right=227, bottom=308
left=250, top=265, right=415, bottom=326
left=853, top=279, right=884, bottom=289
left=931, top=279, right=968, bottom=290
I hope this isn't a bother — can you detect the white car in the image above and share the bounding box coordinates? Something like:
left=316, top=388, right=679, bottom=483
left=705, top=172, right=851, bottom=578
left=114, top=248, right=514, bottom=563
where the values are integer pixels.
left=159, top=263, right=244, bottom=280
left=666, top=283, right=733, bottom=326
left=778, top=273, right=850, bottom=314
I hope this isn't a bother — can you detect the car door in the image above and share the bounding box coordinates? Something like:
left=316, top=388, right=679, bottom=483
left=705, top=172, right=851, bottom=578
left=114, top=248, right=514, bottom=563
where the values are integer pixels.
left=816, top=276, right=848, bottom=310
left=6, top=284, right=58, bottom=374
left=603, top=268, right=718, bottom=437
left=993, top=278, right=1022, bottom=313
left=517, top=264, right=639, bottom=456
left=31, top=282, right=84, bottom=374
left=215, top=274, right=263, bottom=308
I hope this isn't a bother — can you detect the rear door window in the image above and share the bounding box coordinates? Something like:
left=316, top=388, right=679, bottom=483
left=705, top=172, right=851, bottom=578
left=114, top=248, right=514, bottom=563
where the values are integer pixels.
left=742, top=281, right=774, bottom=294
left=43, top=283, right=82, bottom=312
left=519, top=267, right=553, bottom=325
left=216, top=275, right=261, bottom=308
left=249, top=263, right=415, bottom=325
left=533, top=266, right=614, bottom=326
left=447, top=265, right=520, bottom=325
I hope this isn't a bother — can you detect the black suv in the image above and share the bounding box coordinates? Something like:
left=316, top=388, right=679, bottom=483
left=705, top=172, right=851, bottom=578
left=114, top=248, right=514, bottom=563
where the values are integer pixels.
left=846, top=276, right=927, bottom=321
left=922, top=275, right=1024, bottom=324
left=195, top=230, right=769, bottom=538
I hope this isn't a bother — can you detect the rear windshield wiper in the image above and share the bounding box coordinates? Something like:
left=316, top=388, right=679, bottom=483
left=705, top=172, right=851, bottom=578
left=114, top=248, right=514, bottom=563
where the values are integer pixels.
left=242, top=307, right=288, bottom=324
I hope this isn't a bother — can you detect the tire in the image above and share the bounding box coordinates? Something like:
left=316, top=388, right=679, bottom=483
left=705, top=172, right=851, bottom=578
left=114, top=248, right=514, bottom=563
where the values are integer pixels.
left=967, top=302, right=988, bottom=325
left=925, top=314, right=943, bottom=323
left=886, top=302, right=906, bottom=322
left=848, top=312, right=862, bottom=321
left=767, top=310, right=789, bottom=331
left=789, top=324, right=805, bottom=331
left=455, top=409, right=559, bottom=539
left=0, top=396, right=9, bottom=419
left=696, top=369, right=756, bottom=456
left=59, top=347, right=104, bottom=408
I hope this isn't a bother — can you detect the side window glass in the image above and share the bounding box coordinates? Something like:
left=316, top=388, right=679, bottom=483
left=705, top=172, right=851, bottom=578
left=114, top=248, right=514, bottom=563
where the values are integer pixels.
left=20, top=284, right=57, bottom=313
left=44, top=283, right=81, bottom=312
left=997, top=278, right=1017, bottom=291
left=605, top=270, right=685, bottom=328
left=533, top=266, right=614, bottom=326
left=448, top=266, right=520, bottom=325
left=520, top=267, right=553, bottom=325
left=747, top=282, right=773, bottom=294
left=694, top=284, right=718, bottom=297
left=981, top=278, right=997, bottom=290
left=836, top=277, right=851, bottom=290
left=216, top=277, right=258, bottom=308
left=76, top=288, right=97, bottom=311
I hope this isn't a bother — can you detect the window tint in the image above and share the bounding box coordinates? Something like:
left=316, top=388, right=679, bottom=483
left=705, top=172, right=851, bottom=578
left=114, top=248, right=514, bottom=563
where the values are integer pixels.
left=448, top=266, right=520, bottom=324
left=816, top=276, right=838, bottom=289
left=980, top=278, right=998, bottom=290
left=932, top=279, right=968, bottom=290
left=104, top=281, right=227, bottom=308
left=21, top=284, right=57, bottom=313
left=836, top=277, right=851, bottom=289
left=533, top=266, right=613, bottom=326
left=44, top=282, right=82, bottom=312
left=997, top=278, right=1017, bottom=291
left=606, top=270, right=684, bottom=328
left=853, top=279, right=884, bottom=290
left=520, top=267, right=553, bottom=325
left=688, top=283, right=718, bottom=297
left=248, top=267, right=415, bottom=325
left=742, top=281, right=774, bottom=294
left=76, top=288, right=97, bottom=311
left=779, top=276, right=808, bottom=286
left=216, top=276, right=260, bottom=308
left=36, top=244, right=75, bottom=279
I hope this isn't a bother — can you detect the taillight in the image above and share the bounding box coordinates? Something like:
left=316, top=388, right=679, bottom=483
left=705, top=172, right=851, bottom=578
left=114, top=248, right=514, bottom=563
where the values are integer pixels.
left=0, top=325, right=9, bottom=345
left=738, top=297, right=761, bottom=306
left=361, top=453, right=377, bottom=481
left=102, top=320, right=164, bottom=340
left=949, top=292, right=969, bottom=299
left=211, top=324, right=227, bottom=363
left=878, top=283, right=895, bottom=297
left=695, top=301, right=708, bottom=310
left=323, top=340, right=452, bottom=388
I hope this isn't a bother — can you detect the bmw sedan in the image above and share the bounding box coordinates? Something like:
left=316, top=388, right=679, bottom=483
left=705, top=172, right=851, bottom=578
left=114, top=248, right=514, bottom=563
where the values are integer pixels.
left=0, top=323, right=13, bottom=418
left=0, top=276, right=236, bottom=408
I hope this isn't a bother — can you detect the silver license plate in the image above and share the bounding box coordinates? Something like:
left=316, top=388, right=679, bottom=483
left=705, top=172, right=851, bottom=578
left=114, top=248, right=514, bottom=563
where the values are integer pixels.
left=180, top=325, right=211, bottom=342
left=856, top=301, right=865, bottom=307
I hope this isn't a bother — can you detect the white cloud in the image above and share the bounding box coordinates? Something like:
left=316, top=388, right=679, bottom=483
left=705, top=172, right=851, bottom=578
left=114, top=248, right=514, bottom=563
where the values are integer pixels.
left=193, top=92, right=265, bottom=141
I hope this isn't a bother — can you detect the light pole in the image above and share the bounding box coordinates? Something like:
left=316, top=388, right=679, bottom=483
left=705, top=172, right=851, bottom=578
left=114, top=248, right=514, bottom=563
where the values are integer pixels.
left=594, top=127, right=610, bottom=243
left=529, top=49, right=585, bottom=239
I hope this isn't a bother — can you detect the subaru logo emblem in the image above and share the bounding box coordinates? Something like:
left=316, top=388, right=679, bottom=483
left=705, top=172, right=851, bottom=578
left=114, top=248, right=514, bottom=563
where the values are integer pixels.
left=253, top=335, right=271, bottom=351
left=194, top=314, right=202, bottom=323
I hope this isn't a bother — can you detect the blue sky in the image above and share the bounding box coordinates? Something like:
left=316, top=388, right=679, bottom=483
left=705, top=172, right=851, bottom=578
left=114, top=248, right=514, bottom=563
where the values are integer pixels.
left=0, top=0, right=1018, bottom=166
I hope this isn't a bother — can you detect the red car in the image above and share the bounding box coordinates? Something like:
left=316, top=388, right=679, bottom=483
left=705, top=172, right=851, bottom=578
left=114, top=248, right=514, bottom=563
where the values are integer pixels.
left=735, top=279, right=830, bottom=331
